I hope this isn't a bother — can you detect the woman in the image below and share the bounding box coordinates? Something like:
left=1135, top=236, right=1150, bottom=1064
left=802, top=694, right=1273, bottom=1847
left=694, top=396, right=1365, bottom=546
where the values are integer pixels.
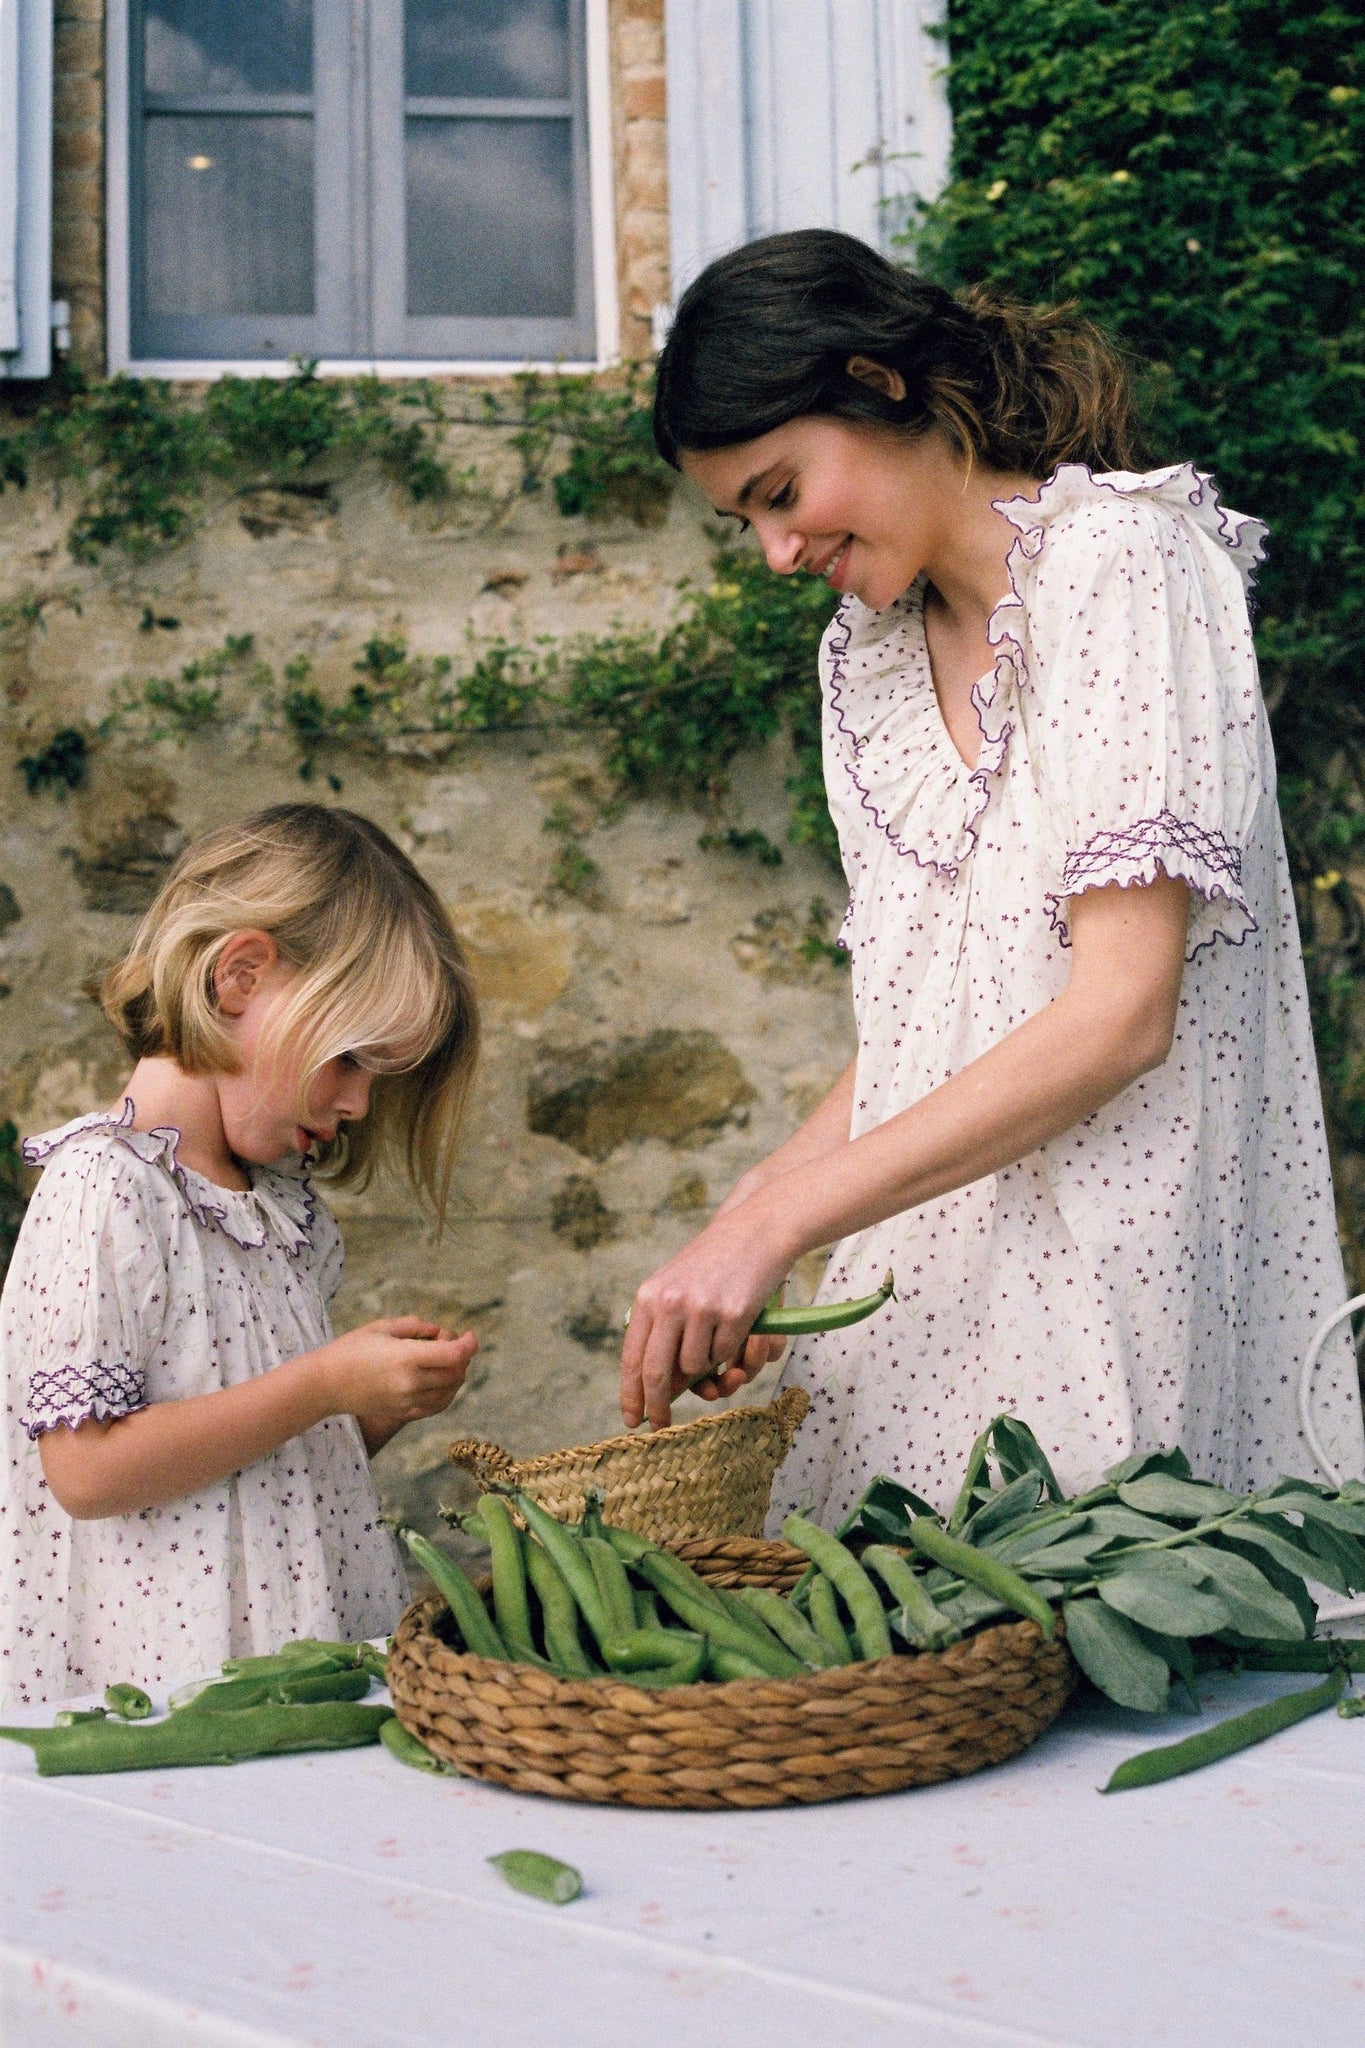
left=620, top=230, right=1363, bottom=1519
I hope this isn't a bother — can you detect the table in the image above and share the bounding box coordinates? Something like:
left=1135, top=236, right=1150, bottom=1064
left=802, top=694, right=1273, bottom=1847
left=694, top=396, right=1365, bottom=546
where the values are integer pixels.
left=3, top=1664, right=1363, bottom=2048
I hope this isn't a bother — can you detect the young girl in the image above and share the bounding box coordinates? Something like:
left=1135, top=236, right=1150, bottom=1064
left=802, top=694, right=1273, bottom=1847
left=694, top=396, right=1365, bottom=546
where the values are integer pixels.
left=1, top=803, right=479, bottom=1706
left=621, top=229, right=1365, bottom=1519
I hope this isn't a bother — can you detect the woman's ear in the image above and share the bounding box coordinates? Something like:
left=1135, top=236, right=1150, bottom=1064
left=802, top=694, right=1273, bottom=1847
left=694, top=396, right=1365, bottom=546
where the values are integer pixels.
left=846, top=354, right=908, bottom=403
left=214, top=930, right=280, bottom=1017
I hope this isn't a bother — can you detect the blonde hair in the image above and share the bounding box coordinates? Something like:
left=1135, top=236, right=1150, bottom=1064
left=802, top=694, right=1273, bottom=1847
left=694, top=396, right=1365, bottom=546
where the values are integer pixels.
left=101, top=804, right=479, bottom=1219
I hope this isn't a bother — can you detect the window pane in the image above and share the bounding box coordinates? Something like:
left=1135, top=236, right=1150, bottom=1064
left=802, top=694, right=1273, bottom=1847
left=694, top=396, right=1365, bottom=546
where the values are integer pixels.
left=145, top=1, right=312, bottom=97
left=143, top=117, right=314, bottom=316
left=405, top=0, right=569, bottom=100
left=406, top=118, right=573, bottom=317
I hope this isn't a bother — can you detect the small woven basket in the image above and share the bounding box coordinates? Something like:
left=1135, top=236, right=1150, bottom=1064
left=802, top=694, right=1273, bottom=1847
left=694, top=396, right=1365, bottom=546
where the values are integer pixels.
left=446, top=1386, right=810, bottom=1545
left=386, top=1538, right=1076, bottom=1809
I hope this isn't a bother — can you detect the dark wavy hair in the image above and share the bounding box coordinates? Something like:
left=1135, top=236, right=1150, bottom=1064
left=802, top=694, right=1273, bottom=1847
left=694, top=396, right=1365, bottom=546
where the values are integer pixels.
left=653, top=229, right=1140, bottom=477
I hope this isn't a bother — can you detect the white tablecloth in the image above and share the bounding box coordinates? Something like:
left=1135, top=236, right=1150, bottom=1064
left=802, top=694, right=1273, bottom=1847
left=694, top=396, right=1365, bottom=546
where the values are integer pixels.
left=3, top=1665, right=1363, bottom=2048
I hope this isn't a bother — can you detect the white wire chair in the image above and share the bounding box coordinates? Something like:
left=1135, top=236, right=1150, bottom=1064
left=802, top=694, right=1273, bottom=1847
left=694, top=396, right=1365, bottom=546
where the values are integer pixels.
left=1299, top=1292, right=1365, bottom=1623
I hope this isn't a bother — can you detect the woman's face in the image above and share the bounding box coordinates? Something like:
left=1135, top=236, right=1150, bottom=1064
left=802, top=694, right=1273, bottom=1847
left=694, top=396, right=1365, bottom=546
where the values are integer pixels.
left=680, top=417, right=957, bottom=611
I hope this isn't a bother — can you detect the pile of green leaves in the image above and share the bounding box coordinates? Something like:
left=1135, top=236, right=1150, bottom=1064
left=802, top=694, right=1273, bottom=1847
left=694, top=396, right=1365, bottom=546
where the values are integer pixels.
left=845, top=1417, right=1365, bottom=1712
left=907, top=0, right=1365, bottom=1251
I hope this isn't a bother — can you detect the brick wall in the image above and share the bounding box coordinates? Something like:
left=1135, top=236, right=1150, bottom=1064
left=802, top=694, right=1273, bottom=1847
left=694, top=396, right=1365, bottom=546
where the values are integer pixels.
left=52, top=0, right=105, bottom=374
left=609, top=0, right=670, bottom=360
left=43, top=3, right=671, bottom=374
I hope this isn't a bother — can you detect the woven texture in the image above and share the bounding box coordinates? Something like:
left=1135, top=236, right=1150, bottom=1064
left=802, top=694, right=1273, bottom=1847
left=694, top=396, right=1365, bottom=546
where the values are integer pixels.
left=387, top=1538, right=1076, bottom=1809
left=446, top=1387, right=810, bottom=1544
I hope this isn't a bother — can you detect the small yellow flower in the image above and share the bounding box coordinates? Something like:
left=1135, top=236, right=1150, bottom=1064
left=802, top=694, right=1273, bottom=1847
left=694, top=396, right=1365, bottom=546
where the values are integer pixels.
left=1315, top=870, right=1343, bottom=891
left=985, top=178, right=1008, bottom=203
left=1185, top=237, right=1202, bottom=253
left=709, top=582, right=741, bottom=600
left=1328, top=84, right=1358, bottom=104
left=1111, top=168, right=1132, bottom=184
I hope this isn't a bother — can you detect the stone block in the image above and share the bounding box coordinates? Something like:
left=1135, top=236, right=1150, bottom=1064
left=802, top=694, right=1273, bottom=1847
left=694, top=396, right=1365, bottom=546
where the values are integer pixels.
left=53, top=124, right=102, bottom=178
left=53, top=20, right=102, bottom=71
left=528, top=1029, right=755, bottom=1160
left=622, top=73, right=666, bottom=123
left=54, top=74, right=103, bottom=123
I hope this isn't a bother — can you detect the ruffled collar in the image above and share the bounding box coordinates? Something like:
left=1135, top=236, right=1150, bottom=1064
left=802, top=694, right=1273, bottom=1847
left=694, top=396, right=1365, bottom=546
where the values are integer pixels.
left=826, top=462, right=1266, bottom=880
left=21, top=1097, right=318, bottom=1257
left=825, top=577, right=1003, bottom=878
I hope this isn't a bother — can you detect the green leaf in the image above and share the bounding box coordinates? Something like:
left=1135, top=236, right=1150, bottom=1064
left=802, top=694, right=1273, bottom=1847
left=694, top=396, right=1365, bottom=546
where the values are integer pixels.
left=1260, top=1492, right=1365, bottom=1537
left=1085, top=1505, right=1184, bottom=1544
left=1184, top=1544, right=1307, bottom=1640
left=1063, top=1597, right=1171, bottom=1712
left=963, top=1472, right=1043, bottom=1545
left=1232, top=1516, right=1333, bottom=1585
left=1096, top=1557, right=1231, bottom=1637
left=1103, top=1447, right=1192, bottom=1486
left=990, top=1416, right=1065, bottom=1501
left=1299, top=1518, right=1365, bottom=1594
left=1115, top=1475, right=1239, bottom=1519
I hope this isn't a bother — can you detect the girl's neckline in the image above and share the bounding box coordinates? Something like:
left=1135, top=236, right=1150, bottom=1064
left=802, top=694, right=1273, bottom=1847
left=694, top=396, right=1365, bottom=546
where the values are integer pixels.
left=907, top=580, right=992, bottom=775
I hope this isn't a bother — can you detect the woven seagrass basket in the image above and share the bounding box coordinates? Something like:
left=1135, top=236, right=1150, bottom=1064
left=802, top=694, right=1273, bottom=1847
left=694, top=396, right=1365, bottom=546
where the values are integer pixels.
left=386, top=1537, right=1077, bottom=1809
left=446, top=1386, right=810, bottom=1545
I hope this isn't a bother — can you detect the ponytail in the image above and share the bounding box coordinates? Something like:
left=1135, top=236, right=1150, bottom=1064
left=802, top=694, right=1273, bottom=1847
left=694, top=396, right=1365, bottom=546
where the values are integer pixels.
left=654, top=230, right=1140, bottom=478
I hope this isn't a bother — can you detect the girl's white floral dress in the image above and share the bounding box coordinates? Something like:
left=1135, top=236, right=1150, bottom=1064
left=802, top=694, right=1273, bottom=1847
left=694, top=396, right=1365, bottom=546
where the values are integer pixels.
left=770, top=464, right=1365, bottom=1529
left=0, top=1101, right=408, bottom=1706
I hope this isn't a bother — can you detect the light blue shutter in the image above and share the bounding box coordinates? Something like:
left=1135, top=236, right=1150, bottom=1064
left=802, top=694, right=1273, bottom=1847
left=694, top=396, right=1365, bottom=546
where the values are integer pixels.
left=0, top=0, right=52, bottom=377
left=664, top=0, right=949, bottom=303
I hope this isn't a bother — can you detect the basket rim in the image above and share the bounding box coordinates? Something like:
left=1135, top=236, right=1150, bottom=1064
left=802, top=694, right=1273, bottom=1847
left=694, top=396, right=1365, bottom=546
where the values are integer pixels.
left=391, top=1587, right=1067, bottom=1710
left=446, top=1384, right=808, bottom=1477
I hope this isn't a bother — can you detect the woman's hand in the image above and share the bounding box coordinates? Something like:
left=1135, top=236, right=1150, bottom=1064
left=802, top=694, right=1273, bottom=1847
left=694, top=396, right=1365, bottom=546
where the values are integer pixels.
left=315, top=1317, right=477, bottom=1451
left=620, top=1210, right=792, bottom=1431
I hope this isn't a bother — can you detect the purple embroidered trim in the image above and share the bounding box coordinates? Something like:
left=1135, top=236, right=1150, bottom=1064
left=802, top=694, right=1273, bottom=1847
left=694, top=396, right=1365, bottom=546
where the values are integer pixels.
left=1045, top=812, right=1258, bottom=962
left=992, top=461, right=1269, bottom=593
left=22, top=1098, right=317, bottom=1259
left=1061, top=813, right=1242, bottom=895
left=25, top=1358, right=147, bottom=1440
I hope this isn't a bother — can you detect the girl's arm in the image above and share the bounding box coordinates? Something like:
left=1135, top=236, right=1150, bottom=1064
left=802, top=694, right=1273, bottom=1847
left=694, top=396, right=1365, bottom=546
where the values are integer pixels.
left=38, top=1318, right=476, bottom=1519
left=622, top=876, right=1189, bottom=1428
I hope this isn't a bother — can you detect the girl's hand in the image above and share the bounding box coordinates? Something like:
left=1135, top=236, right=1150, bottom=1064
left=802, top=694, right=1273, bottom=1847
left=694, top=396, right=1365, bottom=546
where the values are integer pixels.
left=620, top=1213, right=792, bottom=1432
left=315, top=1317, right=477, bottom=1442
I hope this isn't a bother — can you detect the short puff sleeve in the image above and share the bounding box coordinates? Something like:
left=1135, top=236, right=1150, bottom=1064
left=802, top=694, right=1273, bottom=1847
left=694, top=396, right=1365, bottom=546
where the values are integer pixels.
left=11, top=1138, right=172, bottom=1439
left=1017, top=492, right=1264, bottom=959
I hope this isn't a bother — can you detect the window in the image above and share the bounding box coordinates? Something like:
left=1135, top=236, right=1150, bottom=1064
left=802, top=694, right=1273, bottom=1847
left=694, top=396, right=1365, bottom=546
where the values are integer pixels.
left=121, top=1, right=605, bottom=367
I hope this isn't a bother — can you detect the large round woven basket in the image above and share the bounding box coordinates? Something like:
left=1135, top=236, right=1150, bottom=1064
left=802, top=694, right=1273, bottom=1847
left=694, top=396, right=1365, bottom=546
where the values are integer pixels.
left=446, top=1386, right=810, bottom=1545
left=386, top=1537, right=1076, bottom=1809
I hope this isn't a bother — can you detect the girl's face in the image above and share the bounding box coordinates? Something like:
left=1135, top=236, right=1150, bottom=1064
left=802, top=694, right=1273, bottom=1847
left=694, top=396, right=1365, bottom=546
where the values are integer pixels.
left=680, top=416, right=958, bottom=611
left=214, top=943, right=377, bottom=1166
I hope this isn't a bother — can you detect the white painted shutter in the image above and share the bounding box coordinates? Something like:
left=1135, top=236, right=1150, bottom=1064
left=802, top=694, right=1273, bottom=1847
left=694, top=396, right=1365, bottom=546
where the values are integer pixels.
left=0, top=0, right=52, bottom=377
left=664, top=0, right=950, bottom=303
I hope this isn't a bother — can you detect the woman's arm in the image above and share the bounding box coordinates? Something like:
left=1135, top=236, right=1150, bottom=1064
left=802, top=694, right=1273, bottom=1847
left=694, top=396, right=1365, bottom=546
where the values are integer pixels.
left=621, top=876, right=1189, bottom=1427
left=38, top=1318, right=476, bottom=1519
left=713, top=1058, right=857, bottom=1217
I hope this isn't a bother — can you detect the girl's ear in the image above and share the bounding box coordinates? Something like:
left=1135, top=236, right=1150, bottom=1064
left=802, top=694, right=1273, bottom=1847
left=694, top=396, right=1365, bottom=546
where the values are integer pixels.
left=214, top=929, right=280, bottom=1017
left=846, top=354, right=907, bottom=403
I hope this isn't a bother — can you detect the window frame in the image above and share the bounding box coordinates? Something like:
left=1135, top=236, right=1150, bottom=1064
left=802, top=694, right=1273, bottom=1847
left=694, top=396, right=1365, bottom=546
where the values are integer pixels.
left=106, top=0, right=619, bottom=377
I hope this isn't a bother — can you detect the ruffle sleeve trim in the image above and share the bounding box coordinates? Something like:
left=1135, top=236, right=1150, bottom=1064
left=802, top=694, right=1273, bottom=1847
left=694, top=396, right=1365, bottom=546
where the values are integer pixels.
left=1045, top=811, right=1258, bottom=960
left=24, top=1358, right=147, bottom=1440
left=21, top=1098, right=318, bottom=1258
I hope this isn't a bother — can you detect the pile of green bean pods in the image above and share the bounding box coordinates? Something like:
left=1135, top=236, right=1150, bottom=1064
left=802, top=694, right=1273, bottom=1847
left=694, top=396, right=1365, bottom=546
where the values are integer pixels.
left=401, top=1489, right=1053, bottom=1688
left=0, top=1638, right=398, bottom=1776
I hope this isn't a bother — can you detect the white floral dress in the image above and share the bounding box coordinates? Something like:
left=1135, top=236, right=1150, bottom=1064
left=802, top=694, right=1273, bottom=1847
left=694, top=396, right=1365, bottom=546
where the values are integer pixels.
left=0, top=1101, right=407, bottom=1707
left=770, top=463, right=1365, bottom=1529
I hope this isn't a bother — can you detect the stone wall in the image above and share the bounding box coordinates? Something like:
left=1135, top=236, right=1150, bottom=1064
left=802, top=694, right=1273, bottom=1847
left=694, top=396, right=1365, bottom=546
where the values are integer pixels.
left=0, top=424, right=854, bottom=1536
left=49, top=2, right=670, bottom=373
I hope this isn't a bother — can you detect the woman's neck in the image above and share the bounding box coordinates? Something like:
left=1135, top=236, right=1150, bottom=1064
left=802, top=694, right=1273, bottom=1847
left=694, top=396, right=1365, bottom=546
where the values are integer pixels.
left=119, top=1058, right=250, bottom=1191
left=919, top=454, right=1039, bottom=637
